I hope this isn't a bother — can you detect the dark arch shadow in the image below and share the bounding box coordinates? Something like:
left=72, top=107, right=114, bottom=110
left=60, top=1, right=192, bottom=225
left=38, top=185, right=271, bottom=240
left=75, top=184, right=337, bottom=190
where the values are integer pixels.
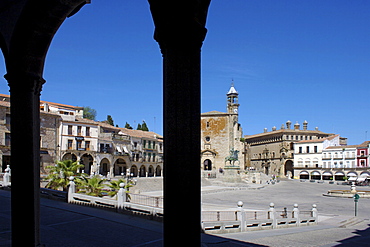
left=335, top=224, right=370, bottom=246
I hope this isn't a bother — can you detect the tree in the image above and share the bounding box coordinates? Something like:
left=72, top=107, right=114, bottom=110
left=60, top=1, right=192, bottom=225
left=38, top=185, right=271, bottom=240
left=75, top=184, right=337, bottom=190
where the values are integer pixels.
left=141, top=121, right=149, bottom=131
left=125, top=122, right=133, bottom=129
left=76, top=175, right=106, bottom=197
left=107, top=178, right=135, bottom=199
left=83, top=106, right=97, bottom=120
left=137, top=121, right=149, bottom=131
left=107, top=115, right=114, bottom=126
left=45, top=160, right=84, bottom=191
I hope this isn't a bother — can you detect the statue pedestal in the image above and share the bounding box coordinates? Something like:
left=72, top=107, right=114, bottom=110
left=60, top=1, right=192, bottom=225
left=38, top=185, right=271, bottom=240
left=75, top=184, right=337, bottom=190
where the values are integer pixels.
left=222, top=166, right=242, bottom=183
left=224, top=165, right=240, bottom=170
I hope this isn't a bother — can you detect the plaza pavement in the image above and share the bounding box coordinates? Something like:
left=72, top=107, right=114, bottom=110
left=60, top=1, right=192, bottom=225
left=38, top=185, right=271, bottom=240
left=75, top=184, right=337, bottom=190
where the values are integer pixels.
left=0, top=179, right=369, bottom=246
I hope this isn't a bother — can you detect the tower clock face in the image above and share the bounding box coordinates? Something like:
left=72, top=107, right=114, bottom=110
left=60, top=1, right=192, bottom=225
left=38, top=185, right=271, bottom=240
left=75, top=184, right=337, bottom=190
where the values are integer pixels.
left=233, top=108, right=238, bottom=113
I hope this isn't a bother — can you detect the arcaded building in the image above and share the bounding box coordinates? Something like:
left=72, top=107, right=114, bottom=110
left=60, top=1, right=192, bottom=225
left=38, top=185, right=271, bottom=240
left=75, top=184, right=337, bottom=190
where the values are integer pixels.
left=244, top=120, right=338, bottom=177
left=201, top=84, right=244, bottom=171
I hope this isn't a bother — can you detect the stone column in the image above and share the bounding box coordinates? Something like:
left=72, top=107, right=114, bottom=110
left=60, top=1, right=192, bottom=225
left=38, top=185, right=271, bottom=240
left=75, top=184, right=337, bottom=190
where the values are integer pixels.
left=5, top=72, right=45, bottom=246
left=148, top=1, right=211, bottom=246
left=162, top=45, right=202, bottom=245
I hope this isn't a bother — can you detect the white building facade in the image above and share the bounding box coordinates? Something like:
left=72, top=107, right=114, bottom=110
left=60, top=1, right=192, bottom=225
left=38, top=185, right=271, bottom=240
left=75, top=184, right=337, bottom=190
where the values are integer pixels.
left=294, top=135, right=370, bottom=181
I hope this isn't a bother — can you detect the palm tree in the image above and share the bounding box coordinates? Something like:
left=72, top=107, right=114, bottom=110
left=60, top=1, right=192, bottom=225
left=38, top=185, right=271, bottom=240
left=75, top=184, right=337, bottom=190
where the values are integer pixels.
left=76, top=175, right=106, bottom=197
left=107, top=179, right=135, bottom=199
left=45, top=160, right=84, bottom=191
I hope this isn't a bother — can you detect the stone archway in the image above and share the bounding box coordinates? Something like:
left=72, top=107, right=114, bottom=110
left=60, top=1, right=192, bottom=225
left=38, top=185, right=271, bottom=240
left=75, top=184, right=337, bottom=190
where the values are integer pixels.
left=131, top=165, right=138, bottom=177
left=99, top=158, right=110, bottom=176
left=203, top=159, right=212, bottom=170
left=1, top=1, right=211, bottom=246
left=62, top=153, right=77, bottom=162
left=299, top=171, right=309, bottom=180
left=284, top=160, right=294, bottom=178
left=155, top=165, right=162, bottom=177
left=80, top=153, right=94, bottom=175
left=311, top=171, right=321, bottom=180
left=139, top=165, right=146, bottom=177
left=113, top=158, right=127, bottom=176
left=148, top=165, right=155, bottom=177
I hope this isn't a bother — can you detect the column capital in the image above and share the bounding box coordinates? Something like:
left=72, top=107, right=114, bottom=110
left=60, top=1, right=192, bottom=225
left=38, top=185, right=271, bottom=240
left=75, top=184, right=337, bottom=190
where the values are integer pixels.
left=149, top=0, right=211, bottom=53
left=4, top=72, right=45, bottom=95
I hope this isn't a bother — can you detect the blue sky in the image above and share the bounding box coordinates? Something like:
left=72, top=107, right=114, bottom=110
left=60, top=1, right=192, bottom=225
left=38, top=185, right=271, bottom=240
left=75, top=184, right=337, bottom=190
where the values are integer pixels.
left=1, top=1, right=370, bottom=144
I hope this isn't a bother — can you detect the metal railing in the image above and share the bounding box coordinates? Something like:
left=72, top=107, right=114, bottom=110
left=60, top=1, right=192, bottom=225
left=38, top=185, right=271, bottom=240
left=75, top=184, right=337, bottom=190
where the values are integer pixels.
left=202, top=211, right=237, bottom=222
left=129, top=193, right=163, bottom=208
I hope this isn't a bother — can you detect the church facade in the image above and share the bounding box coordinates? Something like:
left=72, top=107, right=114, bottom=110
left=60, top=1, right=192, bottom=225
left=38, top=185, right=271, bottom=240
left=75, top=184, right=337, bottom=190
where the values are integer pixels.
left=201, top=84, right=244, bottom=171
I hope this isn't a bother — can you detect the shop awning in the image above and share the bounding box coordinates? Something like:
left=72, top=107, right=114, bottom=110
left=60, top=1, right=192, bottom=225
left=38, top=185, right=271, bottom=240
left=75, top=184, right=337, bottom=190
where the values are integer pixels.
left=322, top=171, right=333, bottom=176
left=299, top=171, right=309, bottom=175
left=311, top=171, right=321, bottom=175
left=348, top=177, right=357, bottom=181
left=335, top=172, right=345, bottom=176
left=347, top=172, right=358, bottom=177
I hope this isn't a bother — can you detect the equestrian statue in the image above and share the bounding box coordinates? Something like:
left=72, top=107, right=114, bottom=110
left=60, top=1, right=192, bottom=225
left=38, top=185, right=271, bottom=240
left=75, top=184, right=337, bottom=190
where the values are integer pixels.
left=224, top=148, right=240, bottom=167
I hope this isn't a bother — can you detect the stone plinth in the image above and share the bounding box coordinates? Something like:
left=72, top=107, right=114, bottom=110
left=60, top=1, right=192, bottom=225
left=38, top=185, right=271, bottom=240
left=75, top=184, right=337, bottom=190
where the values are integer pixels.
left=222, top=167, right=242, bottom=183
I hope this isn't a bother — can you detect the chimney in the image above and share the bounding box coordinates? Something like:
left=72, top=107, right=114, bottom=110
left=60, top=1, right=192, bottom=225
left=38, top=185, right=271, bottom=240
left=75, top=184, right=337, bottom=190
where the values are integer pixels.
left=286, top=120, right=291, bottom=129
left=294, top=121, right=300, bottom=130
left=43, top=103, right=49, bottom=112
left=303, top=120, right=308, bottom=130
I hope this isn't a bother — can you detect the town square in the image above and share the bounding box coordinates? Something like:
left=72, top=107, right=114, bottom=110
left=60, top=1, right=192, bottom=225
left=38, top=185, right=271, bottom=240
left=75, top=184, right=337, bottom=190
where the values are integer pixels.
left=1, top=1, right=370, bottom=246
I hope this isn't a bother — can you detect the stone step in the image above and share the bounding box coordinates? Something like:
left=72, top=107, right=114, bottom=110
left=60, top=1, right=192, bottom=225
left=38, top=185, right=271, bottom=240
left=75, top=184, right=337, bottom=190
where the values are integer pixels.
left=339, top=216, right=365, bottom=228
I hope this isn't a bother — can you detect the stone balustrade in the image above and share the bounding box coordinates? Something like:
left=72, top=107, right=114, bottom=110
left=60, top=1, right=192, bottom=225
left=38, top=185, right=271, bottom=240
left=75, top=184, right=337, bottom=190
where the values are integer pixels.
left=202, top=201, right=318, bottom=234
left=67, top=177, right=163, bottom=218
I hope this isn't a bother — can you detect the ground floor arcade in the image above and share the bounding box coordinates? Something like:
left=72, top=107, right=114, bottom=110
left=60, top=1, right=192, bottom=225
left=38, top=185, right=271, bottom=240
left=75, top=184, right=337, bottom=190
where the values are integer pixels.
left=295, top=168, right=370, bottom=182
left=61, top=151, right=163, bottom=178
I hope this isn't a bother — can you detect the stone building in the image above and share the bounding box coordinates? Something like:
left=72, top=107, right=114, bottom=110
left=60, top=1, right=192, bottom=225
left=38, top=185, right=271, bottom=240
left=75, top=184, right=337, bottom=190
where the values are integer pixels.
left=244, top=120, right=337, bottom=177
left=0, top=99, right=61, bottom=174
left=94, top=122, right=163, bottom=178
left=0, top=93, right=163, bottom=178
left=59, top=116, right=100, bottom=174
left=201, top=84, right=244, bottom=171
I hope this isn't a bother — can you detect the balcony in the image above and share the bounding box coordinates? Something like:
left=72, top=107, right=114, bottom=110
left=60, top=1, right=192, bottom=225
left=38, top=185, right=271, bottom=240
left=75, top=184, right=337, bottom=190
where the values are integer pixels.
left=99, top=146, right=114, bottom=154
left=357, top=155, right=369, bottom=158
left=112, top=134, right=130, bottom=141
left=65, top=144, right=96, bottom=152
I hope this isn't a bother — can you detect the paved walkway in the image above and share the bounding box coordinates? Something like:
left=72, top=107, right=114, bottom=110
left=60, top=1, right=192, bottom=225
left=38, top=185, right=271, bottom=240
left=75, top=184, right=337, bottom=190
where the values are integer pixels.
left=1, top=179, right=370, bottom=246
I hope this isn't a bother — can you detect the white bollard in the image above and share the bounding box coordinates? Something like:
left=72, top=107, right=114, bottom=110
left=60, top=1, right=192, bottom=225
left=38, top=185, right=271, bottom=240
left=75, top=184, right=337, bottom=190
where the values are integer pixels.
left=3, top=165, right=11, bottom=186
left=237, top=201, right=246, bottom=231
left=67, top=176, right=76, bottom=203
left=292, top=204, right=300, bottom=226
left=292, top=204, right=299, bottom=218
left=268, top=202, right=277, bottom=228
left=117, top=182, right=126, bottom=210
left=312, top=204, right=318, bottom=222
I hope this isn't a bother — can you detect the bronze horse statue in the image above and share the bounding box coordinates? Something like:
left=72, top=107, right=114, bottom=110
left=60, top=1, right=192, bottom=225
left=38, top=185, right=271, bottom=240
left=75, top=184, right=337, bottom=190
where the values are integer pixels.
left=225, top=148, right=240, bottom=166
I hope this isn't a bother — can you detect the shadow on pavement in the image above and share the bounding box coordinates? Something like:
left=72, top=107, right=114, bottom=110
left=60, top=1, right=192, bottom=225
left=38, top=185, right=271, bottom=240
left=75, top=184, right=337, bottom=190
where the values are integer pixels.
left=202, top=234, right=268, bottom=247
left=0, top=189, right=268, bottom=247
left=335, top=224, right=370, bottom=246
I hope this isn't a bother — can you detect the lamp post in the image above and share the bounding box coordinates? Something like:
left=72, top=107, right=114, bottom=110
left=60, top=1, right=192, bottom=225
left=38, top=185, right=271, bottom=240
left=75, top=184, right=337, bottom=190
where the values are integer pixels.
left=354, top=193, right=360, bottom=216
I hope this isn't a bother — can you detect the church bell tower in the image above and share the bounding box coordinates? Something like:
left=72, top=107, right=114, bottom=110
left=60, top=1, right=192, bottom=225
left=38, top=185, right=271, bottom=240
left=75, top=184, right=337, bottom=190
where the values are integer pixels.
left=226, top=82, right=240, bottom=152
left=227, top=82, right=239, bottom=116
